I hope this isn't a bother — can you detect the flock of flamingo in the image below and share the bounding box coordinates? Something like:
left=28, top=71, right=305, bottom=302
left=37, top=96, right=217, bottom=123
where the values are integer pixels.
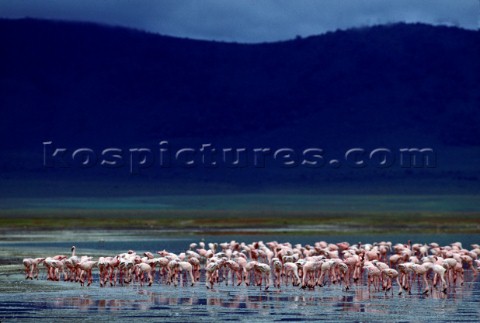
left=22, top=240, right=480, bottom=295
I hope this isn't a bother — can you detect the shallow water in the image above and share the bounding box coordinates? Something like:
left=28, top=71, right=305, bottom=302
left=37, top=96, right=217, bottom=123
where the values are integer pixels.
left=2, top=194, right=479, bottom=212
left=1, top=231, right=480, bottom=321
left=1, top=271, right=479, bottom=321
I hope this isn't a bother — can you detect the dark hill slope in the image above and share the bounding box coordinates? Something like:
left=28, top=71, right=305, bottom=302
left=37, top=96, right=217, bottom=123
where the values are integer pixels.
left=1, top=18, right=479, bottom=149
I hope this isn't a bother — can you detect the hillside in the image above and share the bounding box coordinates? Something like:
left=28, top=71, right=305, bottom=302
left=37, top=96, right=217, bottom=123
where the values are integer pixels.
left=0, top=18, right=479, bottom=195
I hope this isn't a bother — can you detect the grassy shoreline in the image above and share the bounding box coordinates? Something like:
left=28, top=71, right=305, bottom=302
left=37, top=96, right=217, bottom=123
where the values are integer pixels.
left=1, top=194, right=478, bottom=233
left=0, top=209, right=478, bottom=233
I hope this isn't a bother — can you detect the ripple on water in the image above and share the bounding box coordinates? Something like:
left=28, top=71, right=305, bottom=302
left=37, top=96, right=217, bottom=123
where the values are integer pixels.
left=0, top=272, right=479, bottom=321
left=1, top=233, right=480, bottom=321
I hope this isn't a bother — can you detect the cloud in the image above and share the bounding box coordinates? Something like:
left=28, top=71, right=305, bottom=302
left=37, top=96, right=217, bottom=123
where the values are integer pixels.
left=0, top=0, right=478, bottom=42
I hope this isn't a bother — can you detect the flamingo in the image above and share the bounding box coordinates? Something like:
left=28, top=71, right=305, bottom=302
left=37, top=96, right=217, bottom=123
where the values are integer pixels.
left=22, top=258, right=33, bottom=279
left=317, top=260, right=336, bottom=287
left=225, top=259, right=243, bottom=286
left=410, top=264, right=431, bottom=294
left=205, top=260, right=221, bottom=289
left=283, top=262, right=301, bottom=286
left=271, top=258, right=283, bottom=288
left=178, top=261, right=195, bottom=286
left=301, top=260, right=321, bottom=289
left=381, top=268, right=399, bottom=294
left=134, top=262, right=154, bottom=286
left=363, top=263, right=382, bottom=292
left=24, top=258, right=44, bottom=280
left=77, top=260, right=98, bottom=286
left=20, top=239, right=479, bottom=296
left=253, top=263, right=271, bottom=290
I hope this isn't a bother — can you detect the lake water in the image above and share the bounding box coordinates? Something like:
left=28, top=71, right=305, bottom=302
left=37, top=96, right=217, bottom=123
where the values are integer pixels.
left=0, top=231, right=479, bottom=321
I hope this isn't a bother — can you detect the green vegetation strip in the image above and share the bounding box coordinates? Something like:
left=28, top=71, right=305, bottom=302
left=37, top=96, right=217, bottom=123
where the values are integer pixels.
left=0, top=209, right=478, bottom=233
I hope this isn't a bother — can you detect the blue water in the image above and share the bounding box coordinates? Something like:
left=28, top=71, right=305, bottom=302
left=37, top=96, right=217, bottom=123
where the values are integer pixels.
left=0, top=231, right=479, bottom=321
left=1, top=269, right=479, bottom=322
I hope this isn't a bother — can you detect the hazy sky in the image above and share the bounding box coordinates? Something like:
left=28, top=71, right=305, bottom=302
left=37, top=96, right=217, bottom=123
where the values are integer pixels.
left=1, top=0, right=478, bottom=42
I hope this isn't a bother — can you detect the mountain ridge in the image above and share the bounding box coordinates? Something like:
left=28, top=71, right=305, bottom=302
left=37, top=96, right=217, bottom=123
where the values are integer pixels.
left=0, top=18, right=479, bottom=194
left=1, top=18, right=479, bottom=149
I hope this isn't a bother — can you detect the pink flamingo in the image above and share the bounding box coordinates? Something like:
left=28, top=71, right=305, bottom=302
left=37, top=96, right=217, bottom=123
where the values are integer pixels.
left=134, top=263, right=153, bottom=286
left=243, top=261, right=258, bottom=286
left=363, top=263, right=382, bottom=292
left=22, top=258, right=33, bottom=279
left=205, top=260, right=221, bottom=289
left=410, top=264, right=431, bottom=294
left=271, top=258, right=283, bottom=288
left=381, top=268, right=400, bottom=294
left=77, top=260, right=98, bottom=286
left=336, top=262, right=350, bottom=290
left=225, top=260, right=243, bottom=286
left=98, top=257, right=111, bottom=287
left=283, top=262, right=301, bottom=286
left=253, top=263, right=271, bottom=290
left=317, top=260, right=336, bottom=287
left=187, top=256, right=201, bottom=282
left=301, top=260, right=321, bottom=289
left=23, top=258, right=45, bottom=280
left=178, top=261, right=195, bottom=286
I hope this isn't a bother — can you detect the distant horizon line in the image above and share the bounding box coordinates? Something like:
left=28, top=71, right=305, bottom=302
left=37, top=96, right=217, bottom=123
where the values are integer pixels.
left=1, top=16, right=478, bottom=45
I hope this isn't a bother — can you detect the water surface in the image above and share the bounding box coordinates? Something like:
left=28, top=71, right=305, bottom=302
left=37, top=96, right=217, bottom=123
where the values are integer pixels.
left=0, top=231, right=479, bottom=321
